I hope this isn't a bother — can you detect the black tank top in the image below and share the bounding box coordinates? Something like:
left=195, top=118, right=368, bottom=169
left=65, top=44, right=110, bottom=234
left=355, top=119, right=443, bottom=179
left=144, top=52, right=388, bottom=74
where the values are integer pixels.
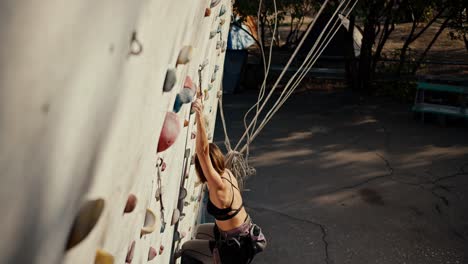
left=207, top=171, right=244, bottom=221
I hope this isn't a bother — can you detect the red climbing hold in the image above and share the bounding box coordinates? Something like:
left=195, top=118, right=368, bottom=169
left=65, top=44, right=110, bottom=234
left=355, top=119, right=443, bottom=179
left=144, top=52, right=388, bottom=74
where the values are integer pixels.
left=148, top=247, right=157, bottom=261
left=157, top=112, right=181, bottom=153
left=126, top=241, right=135, bottom=264
left=184, top=120, right=189, bottom=127
left=205, top=8, right=211, bottom=17
left=159, top=245, right=165, bottom=255
left=123, top=194, right=137, bottom=214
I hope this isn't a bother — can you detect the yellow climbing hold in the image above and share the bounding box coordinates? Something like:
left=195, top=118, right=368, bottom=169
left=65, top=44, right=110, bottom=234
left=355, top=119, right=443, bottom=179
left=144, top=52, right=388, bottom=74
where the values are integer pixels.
left=95, top=249, right=114, bottom=264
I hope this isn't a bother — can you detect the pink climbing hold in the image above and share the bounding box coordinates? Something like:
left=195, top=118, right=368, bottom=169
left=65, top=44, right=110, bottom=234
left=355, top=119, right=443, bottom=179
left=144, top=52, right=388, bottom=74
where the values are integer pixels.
left=126, top=241, right=135, bottom=263
left=123, top=194, right=137, bottom=214
left=184, top=76, right=196, bottom=93
left=157, top=112, right=181, bottom=153
left=148, top=247, right=157, bottom=261
left=161, top=161, right=166, bottom=172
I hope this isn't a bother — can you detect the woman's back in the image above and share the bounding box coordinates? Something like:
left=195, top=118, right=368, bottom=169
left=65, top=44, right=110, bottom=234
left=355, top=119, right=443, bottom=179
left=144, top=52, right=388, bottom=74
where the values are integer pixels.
left=208, top=169, right=248, bottom=231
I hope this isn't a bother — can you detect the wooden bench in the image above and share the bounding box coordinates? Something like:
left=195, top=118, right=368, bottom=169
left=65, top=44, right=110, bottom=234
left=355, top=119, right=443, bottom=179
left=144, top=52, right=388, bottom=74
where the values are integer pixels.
left=412, top=82, right=468, bottom=123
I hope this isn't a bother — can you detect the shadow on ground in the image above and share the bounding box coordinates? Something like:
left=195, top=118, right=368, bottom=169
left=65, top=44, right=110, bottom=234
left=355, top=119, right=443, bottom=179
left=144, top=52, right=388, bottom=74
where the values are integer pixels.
left=214, top=90, right=468, bottom=264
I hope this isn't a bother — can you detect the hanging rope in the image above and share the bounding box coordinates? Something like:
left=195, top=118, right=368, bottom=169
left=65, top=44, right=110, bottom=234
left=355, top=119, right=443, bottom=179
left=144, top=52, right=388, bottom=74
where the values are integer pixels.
left=219, top=0, right=359, bottom=184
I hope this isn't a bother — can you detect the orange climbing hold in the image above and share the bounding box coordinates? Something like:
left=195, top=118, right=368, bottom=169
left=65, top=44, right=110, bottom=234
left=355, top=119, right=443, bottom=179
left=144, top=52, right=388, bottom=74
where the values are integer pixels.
left=157, top=112, right=181, bottom=153
left=123, top=194, right=137, bottom=214
left=66, top=199, right=105, bottom=250
left=95, top=249, right=114, bottom=264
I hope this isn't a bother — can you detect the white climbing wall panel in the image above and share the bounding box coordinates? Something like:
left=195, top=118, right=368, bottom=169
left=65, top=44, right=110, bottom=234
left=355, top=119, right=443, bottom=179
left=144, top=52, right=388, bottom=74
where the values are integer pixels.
left=0, top=0, right=231, bottom=263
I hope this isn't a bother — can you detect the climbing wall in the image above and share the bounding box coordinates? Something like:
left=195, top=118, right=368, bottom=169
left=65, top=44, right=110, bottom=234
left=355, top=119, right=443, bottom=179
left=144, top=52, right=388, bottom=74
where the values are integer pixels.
left=0, top=0, right=230, bottom=263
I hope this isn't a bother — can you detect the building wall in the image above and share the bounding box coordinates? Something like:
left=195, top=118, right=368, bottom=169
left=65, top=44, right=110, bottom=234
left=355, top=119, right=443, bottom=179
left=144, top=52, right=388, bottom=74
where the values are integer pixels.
left=0, top=0, right=230, bottom=263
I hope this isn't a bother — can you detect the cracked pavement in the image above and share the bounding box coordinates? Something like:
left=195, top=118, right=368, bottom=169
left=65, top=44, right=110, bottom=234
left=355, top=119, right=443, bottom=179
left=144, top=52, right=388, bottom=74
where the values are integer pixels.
left=214, top=90, right=468, bottom=264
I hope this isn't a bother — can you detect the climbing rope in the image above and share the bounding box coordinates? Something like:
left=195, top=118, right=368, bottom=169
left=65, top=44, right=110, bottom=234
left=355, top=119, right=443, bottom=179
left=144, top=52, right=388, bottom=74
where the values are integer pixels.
left=219, top=0, right=359, bottom=183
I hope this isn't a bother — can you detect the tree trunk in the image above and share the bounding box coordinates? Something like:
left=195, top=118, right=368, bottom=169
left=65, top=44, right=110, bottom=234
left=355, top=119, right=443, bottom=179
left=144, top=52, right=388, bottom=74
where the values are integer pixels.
left=412, top=16, right=451, bottom=74
left=397, top=14, right=418, bottom=76
left=359, top=13, right=378, bottom=93
left=464, top=34, right=468, bottom=52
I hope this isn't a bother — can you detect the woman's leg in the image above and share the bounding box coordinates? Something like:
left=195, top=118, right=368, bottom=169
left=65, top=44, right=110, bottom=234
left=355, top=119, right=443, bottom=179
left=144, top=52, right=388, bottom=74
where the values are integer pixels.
left=195, top=223, right=215, bottom=240
left=180, top=239, right=214, bottom=264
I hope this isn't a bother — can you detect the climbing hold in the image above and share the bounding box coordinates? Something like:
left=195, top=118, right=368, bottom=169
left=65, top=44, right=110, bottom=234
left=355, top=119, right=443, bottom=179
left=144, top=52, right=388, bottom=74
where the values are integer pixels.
left=126, top=241, right=135, bottom=263
left=210, top=0, right=221, bottom=8
left=216, top=41, right=222, bottom=50
left=184, top=120, right=189, bottom=127
left=179, top=187, right=188, bottom=200
left=184, top=148, right=191, bottom=158
left=204, top=8, right=211, bottom=17
left=173, top=94, right=184, bottom=113
left=184, top=201, right=190, bottom=207
left=180, top=231, right=187, bottom=239
left=180, top=213, right=186, bottom=221
left=159, top=245, right=165, bottom=255
left=177, top=46, right=192, bottom=65
left=129, top=31, right=143, bottom=55
left=157, top=112, right=181, bottom=153
left=191, top=132, right=196, bottom=139
left=155, top=187, right=163, bottom=201
left=95, top=249, right=114, bottom=264
left=148, top=247, right=157, bottom=261
left=163, top=68, right=177, bottom=92
left=220, top=18, right=226, bottom=25
left=214, top=65, right=220, bottom=72
left=217, top=90, right=222, bottom=98
left=160, top=221, right=166, bottom=233
left=174, top=76, right=197, bottom=113
left=123, top=194, right=137, bottom=214
left=209, top=31, right=217, bottom=39
left=204, top=89, right=210, bottom=101
left=219, top=5, right=226, bottom=16
left=171, top=208, right=180, bottom=225
left=66, top=199, right=105, bottom=250
left=161, top=162, right=166, bottom=171
left=141, top=208, right=157, bottom=236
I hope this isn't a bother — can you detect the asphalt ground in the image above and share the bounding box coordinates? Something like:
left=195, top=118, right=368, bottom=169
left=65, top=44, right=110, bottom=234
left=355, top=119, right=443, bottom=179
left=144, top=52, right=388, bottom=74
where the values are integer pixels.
left=213, top=90, right=468, bottom=264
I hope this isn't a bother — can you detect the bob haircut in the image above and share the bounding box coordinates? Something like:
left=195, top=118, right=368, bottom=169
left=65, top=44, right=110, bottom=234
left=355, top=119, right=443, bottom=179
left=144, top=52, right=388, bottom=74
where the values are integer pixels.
left=194, top=143, right=225, bottom=183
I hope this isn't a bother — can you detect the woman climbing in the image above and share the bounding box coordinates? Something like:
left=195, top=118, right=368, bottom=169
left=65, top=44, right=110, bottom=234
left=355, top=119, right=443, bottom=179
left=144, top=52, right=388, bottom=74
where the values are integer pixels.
left=177, top=97, right=266, bottom=264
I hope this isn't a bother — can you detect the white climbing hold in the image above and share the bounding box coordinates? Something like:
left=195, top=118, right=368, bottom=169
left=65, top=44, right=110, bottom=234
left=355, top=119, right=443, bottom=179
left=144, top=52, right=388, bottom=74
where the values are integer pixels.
left=171, top=208, right=180, bottom=225
left=141, top=208, right=157, bottom=236
left=177, top=46, right=193, bottom=65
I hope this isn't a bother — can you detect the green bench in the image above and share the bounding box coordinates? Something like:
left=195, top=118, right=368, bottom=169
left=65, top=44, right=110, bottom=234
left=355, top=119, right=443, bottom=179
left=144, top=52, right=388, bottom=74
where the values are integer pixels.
left=412, top=82, right=468, bottom=122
